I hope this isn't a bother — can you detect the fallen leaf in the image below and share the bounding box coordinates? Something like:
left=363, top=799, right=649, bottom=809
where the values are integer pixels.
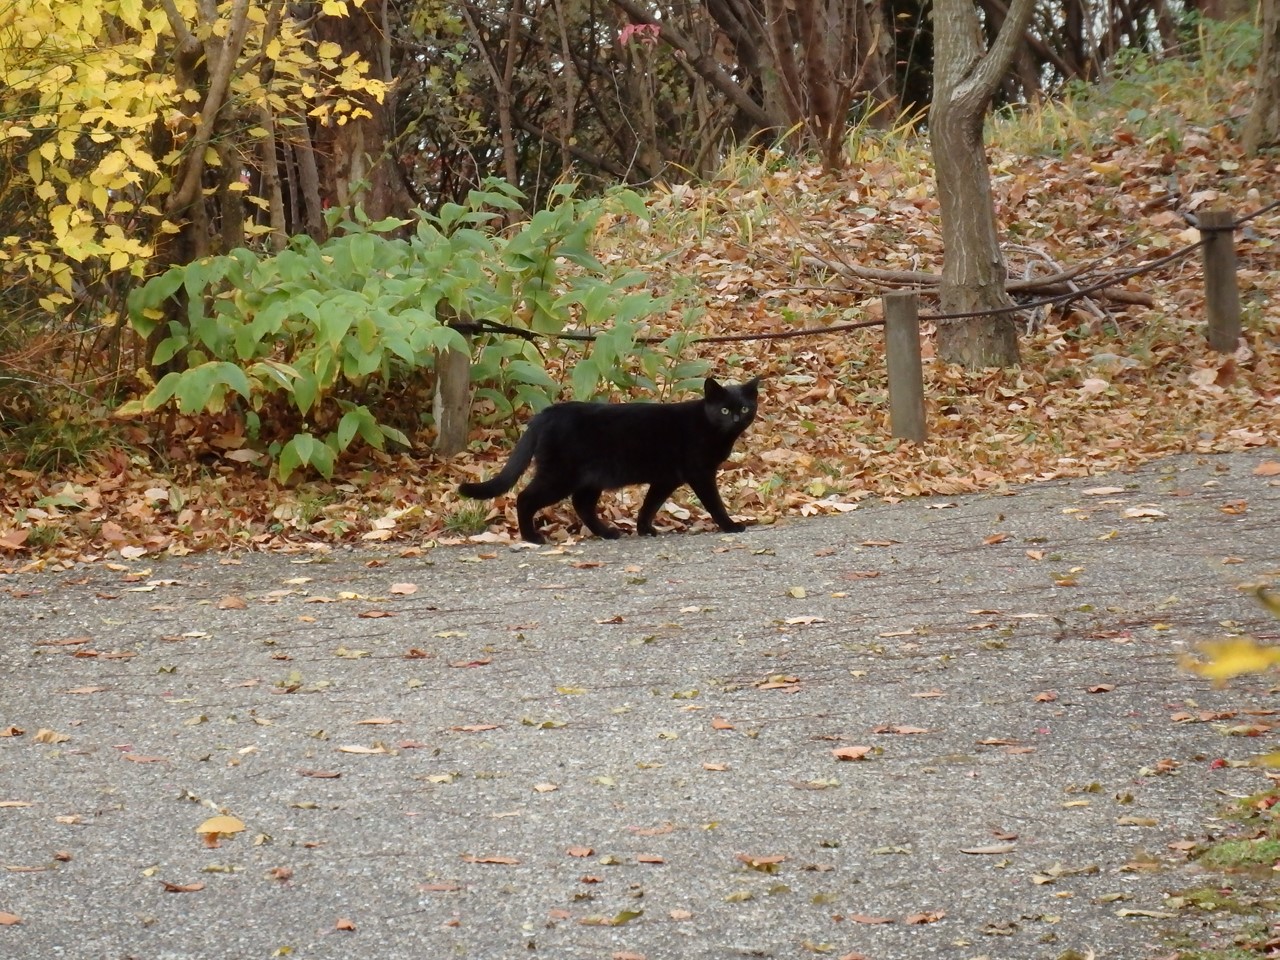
left=33, top=728, right=70, bottom=744
left=196, top=815, right=245, bottom=837
left=847, top=914, right=894, bottom=925
left=335, top=917, right=356, bottom=931
left=217, top=595, right=247, bottom=610
left=872, top=724, right=929, bottom=735
left=831, top=746, right=872, bottom=761
left=904, top=910, right=946, bottom=924
left=161, top=881, right=205, bottom=893
left=461, top=854, right=520, bottom=865
left=960, top=843, right=1017, bottom=855
left=0, top=912, right=21, bottom=925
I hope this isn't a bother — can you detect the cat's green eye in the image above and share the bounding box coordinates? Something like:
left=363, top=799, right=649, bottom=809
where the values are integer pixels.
left=721, top=406, right=730, bottom=415
left=740, top=406, right=749, bottom=413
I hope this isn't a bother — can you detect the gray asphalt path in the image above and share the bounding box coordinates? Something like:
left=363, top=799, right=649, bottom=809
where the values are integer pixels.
left=2, top=449, right=1277, bottom=960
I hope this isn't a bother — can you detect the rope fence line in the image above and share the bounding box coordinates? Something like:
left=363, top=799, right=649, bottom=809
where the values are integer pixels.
left=430, top=200, right=1273, bottom=453
left=452, top=200, right=1276, bottom=347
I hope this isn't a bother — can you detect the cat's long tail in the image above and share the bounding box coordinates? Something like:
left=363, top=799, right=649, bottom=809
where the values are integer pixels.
left=457, top=420, right=541, bottom=499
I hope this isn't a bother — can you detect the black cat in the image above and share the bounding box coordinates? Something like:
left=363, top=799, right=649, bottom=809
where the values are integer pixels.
left=459, top=377, right=760, bottom=544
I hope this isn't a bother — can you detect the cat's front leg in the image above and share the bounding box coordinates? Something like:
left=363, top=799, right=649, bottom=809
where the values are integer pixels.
left=688, top=475, right=746, bottom=534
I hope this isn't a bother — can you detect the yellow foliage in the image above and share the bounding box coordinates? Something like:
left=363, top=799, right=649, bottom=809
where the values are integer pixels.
left=1184, top=637, right=1280, bottom=682
left=1, top=0, right=391, bottom=318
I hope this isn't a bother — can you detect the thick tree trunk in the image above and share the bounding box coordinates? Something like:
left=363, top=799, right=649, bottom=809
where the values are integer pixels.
left=1244, top=0, right=1280, bottom=155
left=928, top=0, right=1035, bottom=368
left=311, top=0, right=411, bottom=222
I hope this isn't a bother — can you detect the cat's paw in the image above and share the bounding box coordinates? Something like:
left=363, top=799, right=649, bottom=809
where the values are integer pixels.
left=721, top=522, right=747, bottom=534
left=637, top=525, right=658, bottom=536
left=597, top=527, right=622, bottom=540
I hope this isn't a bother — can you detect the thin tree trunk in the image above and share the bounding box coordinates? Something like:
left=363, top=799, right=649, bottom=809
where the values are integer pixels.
left=928, top=0, right=1036, bottom=368
left=1244, top=0, right=1280, bottom=154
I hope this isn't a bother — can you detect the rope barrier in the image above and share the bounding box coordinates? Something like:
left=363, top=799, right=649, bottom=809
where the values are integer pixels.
left=452, top=202, right=1276, bottom=347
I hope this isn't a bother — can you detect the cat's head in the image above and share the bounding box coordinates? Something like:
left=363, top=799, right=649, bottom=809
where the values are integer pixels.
left=703, top=377, right=760, bottom=433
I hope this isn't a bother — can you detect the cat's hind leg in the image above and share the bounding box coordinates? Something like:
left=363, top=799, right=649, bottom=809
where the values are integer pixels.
left=636, top=482, right=679, bottom=536
left=571, top=488, right=621, bottom=539
left=515, top=475, right=572, bottom=544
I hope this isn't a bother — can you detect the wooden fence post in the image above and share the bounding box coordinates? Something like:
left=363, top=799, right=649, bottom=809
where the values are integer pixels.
left=1198, top=207, right=1242, bottom=353
left=884, top=292, right=926, bottom=442
left=433, top=341, right=472, bottom=457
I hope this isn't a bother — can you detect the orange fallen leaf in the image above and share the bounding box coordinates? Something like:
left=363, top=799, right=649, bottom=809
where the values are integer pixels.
left=567, top=846, right=594, bottom=858
left=419, top=881, right=462, bottom=892
left=122, top=754, right=167, bottom=763
left=983, top=532, right=1009, bottom=545
left=389, top=582, right=418, bottom=595
left=1034, top=690, right=1058, bottom=702
left=628, top=824, right=674, bottom=836
left=335, top=917, right=356, bottom=931
left=847, top=914, right=894, bottom=925
left=461, top=854, right=520, bottom=865
left=1253, top=461, right=1280, bottom=476
left=1088, top=684, right=1115, bottom=693
left=298, top=769, right=342, bottom=779
left=268, top=867, right=293, bottom=882
left=161, top=881, right=205, bottom=893
left=359, top=610, right=395, bottom=619
left=0, top=726, right=23, bottom=737
left=832, top=746, right=872, bottom=761
left=710, top=716, right=735, bottom=730
left=636, top=854, right=664, bottom=864
left=0, top=912, right=21, bottom=925
left=217, top=595, right=247, bottom=610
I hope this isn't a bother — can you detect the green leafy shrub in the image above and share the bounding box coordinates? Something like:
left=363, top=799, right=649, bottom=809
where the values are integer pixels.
left=122, top=181, right=693, bottom=480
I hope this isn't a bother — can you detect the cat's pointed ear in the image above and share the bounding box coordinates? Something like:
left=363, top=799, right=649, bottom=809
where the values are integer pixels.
left=743, top=376, right=761, bottom=396
left=703, top=378, right=724, bottom=399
